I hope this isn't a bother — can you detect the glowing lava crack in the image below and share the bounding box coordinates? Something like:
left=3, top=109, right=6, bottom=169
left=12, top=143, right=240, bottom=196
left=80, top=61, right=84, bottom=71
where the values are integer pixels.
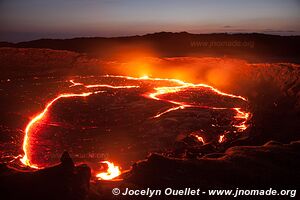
left=20, top=75, right=251, bottom=180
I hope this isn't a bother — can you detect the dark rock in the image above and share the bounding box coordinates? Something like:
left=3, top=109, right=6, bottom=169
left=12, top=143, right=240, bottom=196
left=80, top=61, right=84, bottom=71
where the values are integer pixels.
left=0, top=152, right=90, bottom=200
left=60, top=151, right=75, bottom=168
left=125, top=140, right=300, bottom=188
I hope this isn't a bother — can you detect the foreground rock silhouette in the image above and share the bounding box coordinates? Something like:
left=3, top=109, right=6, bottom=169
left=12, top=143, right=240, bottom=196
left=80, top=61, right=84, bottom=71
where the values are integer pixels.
left=0, top=152, right=90, bottom=200
left=126, top=140, right=300, bottom=188
left=0, top=141, right=299, bottom=200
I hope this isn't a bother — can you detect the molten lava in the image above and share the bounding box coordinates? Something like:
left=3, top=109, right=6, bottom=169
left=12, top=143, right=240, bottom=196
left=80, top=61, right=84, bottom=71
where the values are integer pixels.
left=218, top=135, right=225, bottom=143
left=96, top=161, right=121, bottom=180
left=20, top=75, right=251, bottom=179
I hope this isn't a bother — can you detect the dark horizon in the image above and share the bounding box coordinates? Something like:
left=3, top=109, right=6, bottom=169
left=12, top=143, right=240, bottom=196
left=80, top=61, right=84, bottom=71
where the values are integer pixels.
left=1, top=31, right=300, bottom=44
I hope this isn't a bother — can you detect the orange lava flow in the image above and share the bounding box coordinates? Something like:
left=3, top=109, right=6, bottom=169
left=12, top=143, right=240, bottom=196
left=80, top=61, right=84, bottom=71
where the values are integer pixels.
left=20, top=92, right=95, bottom=168
left=96, top=161, right=121, bottom=180
left=20, top=75, right=250, bottom=179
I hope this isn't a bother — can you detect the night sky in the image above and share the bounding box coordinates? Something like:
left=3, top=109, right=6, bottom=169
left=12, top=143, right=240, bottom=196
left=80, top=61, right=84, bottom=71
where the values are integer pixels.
left=0, top=0, right=299, bottom=42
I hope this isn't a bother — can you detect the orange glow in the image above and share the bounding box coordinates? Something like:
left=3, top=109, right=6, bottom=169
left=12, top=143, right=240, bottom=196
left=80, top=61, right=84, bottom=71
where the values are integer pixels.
left=96, top=161, right=121, bottom=180
left=110, top=57, right=250, bottom=92
left=206, top=67, right=232, bottom=88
